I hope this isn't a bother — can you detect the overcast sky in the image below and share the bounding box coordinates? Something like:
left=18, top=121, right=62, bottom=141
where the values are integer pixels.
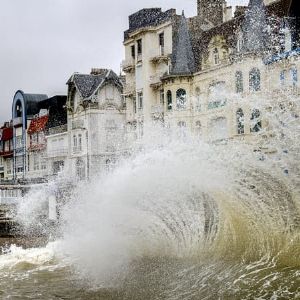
left=0, top=0, right=248, bottom=123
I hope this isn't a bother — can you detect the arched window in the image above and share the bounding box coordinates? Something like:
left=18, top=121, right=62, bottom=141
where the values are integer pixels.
left=213, top=48, right=220, bottom=65
left=176, top=89, right=187, bottom=109
left=235, top=71, right=244, bottom=93
left=250, top=109, right=262, bottom=133
left=236, top=109, right=245, bottom=134
left=249, top=68, right=261, bottom=92
left=167, top=90, right=172, bottom=110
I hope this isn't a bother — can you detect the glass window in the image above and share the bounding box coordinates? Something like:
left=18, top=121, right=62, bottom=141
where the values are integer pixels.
left=291, top=67, right=298, bottom=86
left=138, top=92, right=143, bottom=110
left=213, top=48, right=220, bottom=65
left=78, top=134, right=82, bottom=151
left=235, top=71, right=244, bottom=93
left=250, top=109, right=262, bottom=133
left=249, top=68, right=261, bottom=92
left=159, top=32, right=164, bottom=55
left=133, top=97, right=137, bottom=114
left=73, top=135, right=77, bottom=148
left=160, top=90, right=164, bottom=105
left=137, top=39, right=142, bottom=55
left=131, top=45, right=135, bottom=59
left=236, top=108, right=245, bottom=135
left=167, top=90, right=172, bottom=110
left=176, top=89, right=187, bottom=109
left=280, top=70, right=286, bottom=86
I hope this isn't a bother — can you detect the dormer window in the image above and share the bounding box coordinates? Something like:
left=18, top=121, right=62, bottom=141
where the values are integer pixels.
left=213, top=48, right=220, bottom=65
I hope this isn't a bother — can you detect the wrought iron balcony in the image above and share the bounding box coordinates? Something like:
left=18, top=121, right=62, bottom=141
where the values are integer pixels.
left=150, top=47, right=170, bottom=64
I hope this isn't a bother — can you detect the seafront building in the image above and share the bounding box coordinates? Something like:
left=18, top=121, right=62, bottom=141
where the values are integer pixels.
left=0, top=0, right=299, bottom=187
left=66, top=68, right=126, bottom=179
left=122, top=0, right=299, bottom=144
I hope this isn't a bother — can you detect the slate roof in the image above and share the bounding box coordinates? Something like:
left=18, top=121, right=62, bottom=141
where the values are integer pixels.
left=37, top=95, right=67, bottom=129
left=171, top=12, right=195, bottom=75
left=124, top=8, right=176, bottom=40
left=68, top=69, right=123, bottom=100
left=22, top=93, right=48, bottom=116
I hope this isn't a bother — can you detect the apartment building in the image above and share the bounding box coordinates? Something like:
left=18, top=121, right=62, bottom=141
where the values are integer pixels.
left=0, top=122, right=13, bottom=181
left=66, top=68, right=126, bottom=179
left=122, top=0, right=299, bottom=145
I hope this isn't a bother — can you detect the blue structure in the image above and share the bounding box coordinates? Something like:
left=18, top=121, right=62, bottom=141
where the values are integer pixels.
left=12, top=91, right=48, bottom=180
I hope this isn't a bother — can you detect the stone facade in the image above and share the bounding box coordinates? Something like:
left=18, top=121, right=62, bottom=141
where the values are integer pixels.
left=122, top=0, right=300, bottom=146
left=66, top=69, right=126, bottom=180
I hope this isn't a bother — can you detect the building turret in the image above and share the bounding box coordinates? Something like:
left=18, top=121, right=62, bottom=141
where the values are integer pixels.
left=171, top=12, right=195, bottom=75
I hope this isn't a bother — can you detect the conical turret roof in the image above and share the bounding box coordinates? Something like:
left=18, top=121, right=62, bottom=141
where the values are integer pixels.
left=242, top=0, right=270, bottom=53
left=171, top=12, right=195, bottom=75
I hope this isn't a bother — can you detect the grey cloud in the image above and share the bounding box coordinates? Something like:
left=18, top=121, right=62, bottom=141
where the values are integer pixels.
left=0, top=0, right=246, bottom=123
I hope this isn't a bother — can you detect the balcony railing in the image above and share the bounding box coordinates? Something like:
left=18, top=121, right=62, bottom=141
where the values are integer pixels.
left=72, top=146, right=83, bottom=154
left=150, top=46, right=170, bottom=64
left=121, top=59, right=135, bottom=72
left=0, top=150, right=13, bottom=157
left=28, top=143, right=46, bottom=152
